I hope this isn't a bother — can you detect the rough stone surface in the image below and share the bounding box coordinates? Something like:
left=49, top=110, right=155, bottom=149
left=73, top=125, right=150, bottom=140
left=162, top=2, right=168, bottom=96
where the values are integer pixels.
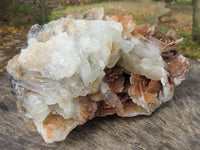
left=0, top=61, right=199, bottom=149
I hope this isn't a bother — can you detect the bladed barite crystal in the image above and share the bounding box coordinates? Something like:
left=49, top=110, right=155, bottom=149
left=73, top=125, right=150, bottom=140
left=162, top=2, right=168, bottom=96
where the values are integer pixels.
left=7, top=7, right=189, bottom=143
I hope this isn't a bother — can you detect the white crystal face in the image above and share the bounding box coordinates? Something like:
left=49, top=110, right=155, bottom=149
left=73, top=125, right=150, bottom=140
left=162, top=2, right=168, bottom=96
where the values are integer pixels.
left=19, top=19, right=123, bottom=81
left=119, top=37, right=167, bottom=81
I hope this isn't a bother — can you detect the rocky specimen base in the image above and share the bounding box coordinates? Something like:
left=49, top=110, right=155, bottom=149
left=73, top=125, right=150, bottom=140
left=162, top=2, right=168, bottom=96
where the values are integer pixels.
left=7, top=7, right=189, bottom=143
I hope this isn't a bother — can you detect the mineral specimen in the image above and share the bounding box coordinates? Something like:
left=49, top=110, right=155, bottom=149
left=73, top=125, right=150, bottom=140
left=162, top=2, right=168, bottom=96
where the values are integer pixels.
left=7, top=7, right=189, bottom=143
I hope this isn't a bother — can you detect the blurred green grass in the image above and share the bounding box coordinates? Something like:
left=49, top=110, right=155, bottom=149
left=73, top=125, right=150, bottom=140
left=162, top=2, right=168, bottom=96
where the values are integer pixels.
left=2, top=3, right=44, bottom=26
left=50, top=2, right=114, bottom=20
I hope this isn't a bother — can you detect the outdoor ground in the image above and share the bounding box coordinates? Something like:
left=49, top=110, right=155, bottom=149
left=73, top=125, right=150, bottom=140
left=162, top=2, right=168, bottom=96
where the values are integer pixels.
left=0, top=0, right=199, bottom=77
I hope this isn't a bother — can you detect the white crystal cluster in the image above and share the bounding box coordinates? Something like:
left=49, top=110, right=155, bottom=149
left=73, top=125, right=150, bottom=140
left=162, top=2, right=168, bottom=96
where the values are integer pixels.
left=19, top=19, right=123, bottom=94
left=7, top=7, right=188, bottom=143
left=120, top=37, right=167, bottom=81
